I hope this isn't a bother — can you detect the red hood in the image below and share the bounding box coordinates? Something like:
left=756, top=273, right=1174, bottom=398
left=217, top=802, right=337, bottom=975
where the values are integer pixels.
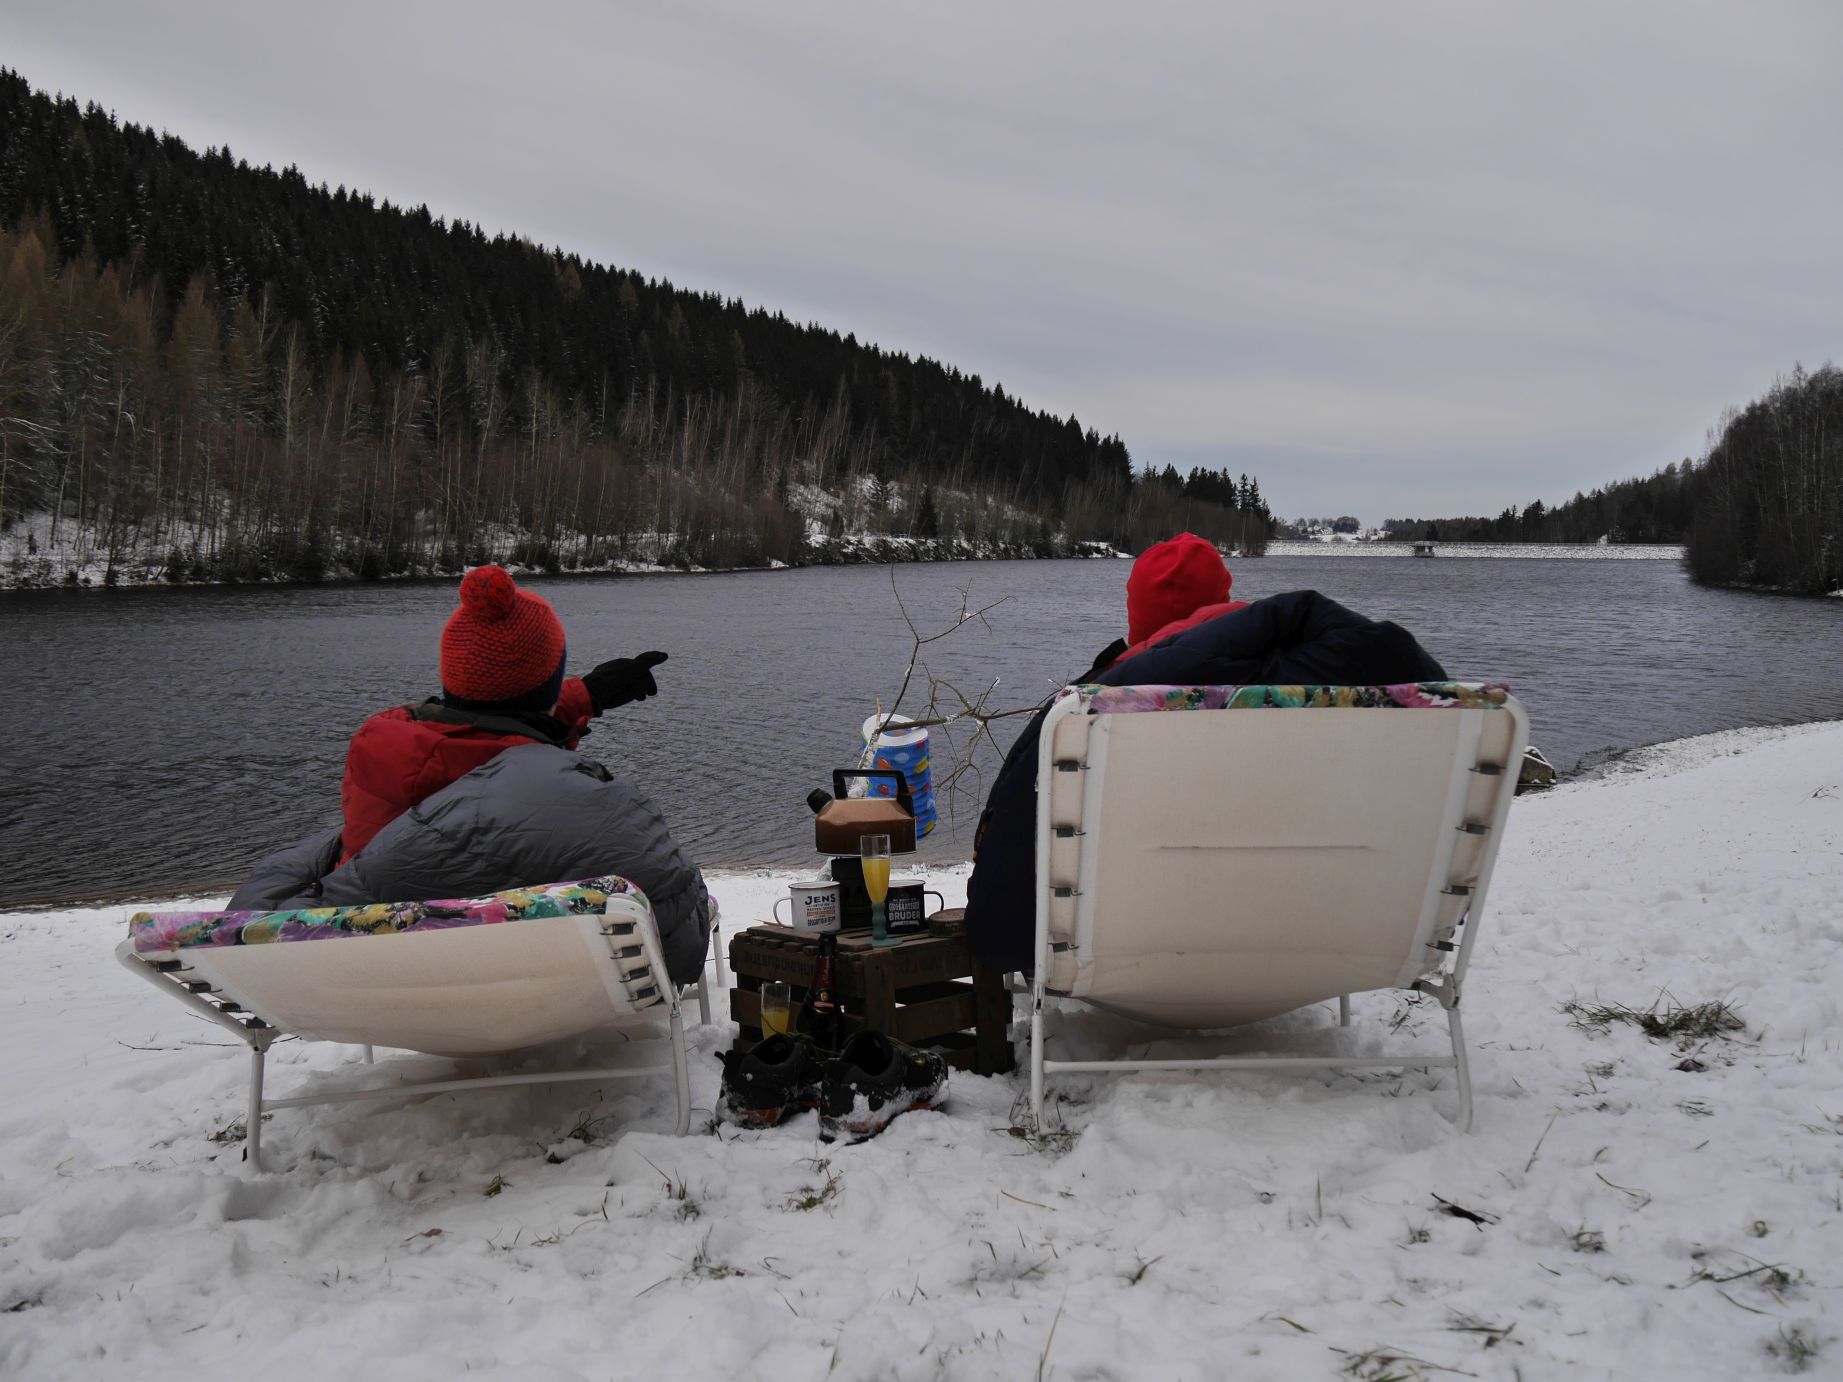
left=338, top=678, right=593, bottom=863
left=1126, top=533, right=1232, bottom=644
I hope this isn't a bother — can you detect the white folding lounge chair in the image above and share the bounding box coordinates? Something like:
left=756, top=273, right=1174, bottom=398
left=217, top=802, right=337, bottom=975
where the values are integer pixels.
left=1028, top=682, right=1528, bottom=1131
left=117, top=876, right=724, bottom=1170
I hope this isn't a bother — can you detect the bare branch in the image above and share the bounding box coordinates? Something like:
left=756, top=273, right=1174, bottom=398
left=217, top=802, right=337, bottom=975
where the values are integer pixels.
left=864, top=570, right=1053, bottom=827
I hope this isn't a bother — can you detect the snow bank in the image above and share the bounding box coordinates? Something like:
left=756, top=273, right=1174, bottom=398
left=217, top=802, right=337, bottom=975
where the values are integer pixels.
left=3, top=725, right=1840, bottom=1380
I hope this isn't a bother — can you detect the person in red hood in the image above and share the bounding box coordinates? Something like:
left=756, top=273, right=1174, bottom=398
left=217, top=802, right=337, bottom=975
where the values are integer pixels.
left=1076, top=532, right=1248, bottom=680
left=337, top=565, right=667, bottom=863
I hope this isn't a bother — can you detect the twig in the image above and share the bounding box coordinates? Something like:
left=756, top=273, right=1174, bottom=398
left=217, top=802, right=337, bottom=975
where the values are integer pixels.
left=1036, top=1292, right=1068, bottom=1382
left=1431, top=1193, right=1498, bottom=1227
left=878, top=568, right=1014, bottom=735
left=1525, top=1111, right=1560, bottom=1174
left=1593, top=1171, right=1652, bottom=1208
left=868, top=571, right=1048, bottom=822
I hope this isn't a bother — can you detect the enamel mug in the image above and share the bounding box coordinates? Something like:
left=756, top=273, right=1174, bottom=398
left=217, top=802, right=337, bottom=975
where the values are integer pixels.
left=773, top=879, right=842, bottom=933
left=885, top=881, right=945, bottom=936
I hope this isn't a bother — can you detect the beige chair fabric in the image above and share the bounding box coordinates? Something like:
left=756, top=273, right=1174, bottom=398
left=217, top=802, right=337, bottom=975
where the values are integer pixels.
left=118, top=888, right=707, bottom=1168
left=178, top=912, right=660, bottom=1057
left=1029, top=686, right=1528, bottom=1128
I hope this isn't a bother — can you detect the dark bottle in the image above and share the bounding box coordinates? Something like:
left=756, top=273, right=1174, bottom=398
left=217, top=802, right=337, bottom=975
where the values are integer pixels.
left=801, top=933, right=842, bottom=1051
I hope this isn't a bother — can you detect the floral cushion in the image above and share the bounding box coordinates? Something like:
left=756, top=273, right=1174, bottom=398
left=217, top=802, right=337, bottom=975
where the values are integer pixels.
left=129, top=876, right=645, bottom=955
left=1071, top=681, right=1511, bottom=715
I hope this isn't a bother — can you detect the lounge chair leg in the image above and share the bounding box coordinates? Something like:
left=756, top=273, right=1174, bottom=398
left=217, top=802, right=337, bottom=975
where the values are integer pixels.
left=1338, top=995, right=1351, bottom=1027
left=1448, top=1004, right=1473, bottom=1133
left=362, top=1044, right=374, bottom=1065
left=669, top=1002, right=691, bottom=1136
left=1029, top=1003, right=1046, bottom=1128
left=694, top=974, right=712, bottom=1027
left=693, top=923, right=722, bottom=1026
left=246, top=1042, right=268, bottom=1174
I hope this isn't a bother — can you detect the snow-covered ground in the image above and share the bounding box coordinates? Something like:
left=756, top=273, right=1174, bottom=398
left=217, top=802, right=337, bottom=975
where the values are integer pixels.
left=3, top=723, right=1840, bottom=1380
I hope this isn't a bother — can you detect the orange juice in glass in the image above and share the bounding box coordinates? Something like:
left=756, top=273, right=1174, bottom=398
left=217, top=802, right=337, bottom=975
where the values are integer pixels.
left=760, top=980, right=793, bottom=1036
left=861, top=834, right=896, bottom=947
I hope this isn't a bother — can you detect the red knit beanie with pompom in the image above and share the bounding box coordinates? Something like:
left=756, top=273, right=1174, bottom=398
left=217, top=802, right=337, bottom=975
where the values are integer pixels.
left=1125, top=533, right=1232, bottom=645
left=440, top=565, right=568, bottom=707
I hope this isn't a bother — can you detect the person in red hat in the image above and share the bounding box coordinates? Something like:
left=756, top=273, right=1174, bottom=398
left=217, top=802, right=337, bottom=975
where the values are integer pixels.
left=229, top=562, right=713, bottom=985
left=337, top=564, right=668, bottom=862
left=1076, top=532, right=1248, bottom=680
left=969, top=562, right=1454, bottom=974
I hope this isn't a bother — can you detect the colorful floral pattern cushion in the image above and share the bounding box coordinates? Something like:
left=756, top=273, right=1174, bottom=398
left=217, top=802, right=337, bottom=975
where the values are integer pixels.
left=1072, top=681, right=1511, bottom=715
left=129, top=876, right=646, bottom=955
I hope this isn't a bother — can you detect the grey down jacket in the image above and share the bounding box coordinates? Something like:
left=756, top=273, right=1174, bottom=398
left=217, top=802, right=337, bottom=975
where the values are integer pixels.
left=228, top=743, right=713, bottom=987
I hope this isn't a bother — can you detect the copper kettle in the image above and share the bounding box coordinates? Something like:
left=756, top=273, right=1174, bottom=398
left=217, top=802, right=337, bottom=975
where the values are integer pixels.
left=807, top=769, right=917, bottom=855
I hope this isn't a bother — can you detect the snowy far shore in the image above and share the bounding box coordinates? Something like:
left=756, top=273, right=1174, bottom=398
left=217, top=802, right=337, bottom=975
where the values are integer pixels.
left=0, top=507, right=1124, bottom=593
left=1265, top=540, right=1686, bottom=560
left=3, top=721, right=1840, bottom=1380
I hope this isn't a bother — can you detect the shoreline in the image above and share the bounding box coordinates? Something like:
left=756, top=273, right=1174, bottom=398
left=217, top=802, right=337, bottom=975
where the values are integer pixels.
left=0, top=525, right=1134, bottom=594
left=7, top=528, right=1786, bottom=597
left=0, top=543, right=1127, bottom=595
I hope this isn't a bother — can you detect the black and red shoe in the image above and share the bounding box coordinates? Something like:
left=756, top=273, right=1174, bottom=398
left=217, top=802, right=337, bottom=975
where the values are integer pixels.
left=716, top=1034, right=823, bottom=1129
left=818, top=1030, right=948, bottom=1143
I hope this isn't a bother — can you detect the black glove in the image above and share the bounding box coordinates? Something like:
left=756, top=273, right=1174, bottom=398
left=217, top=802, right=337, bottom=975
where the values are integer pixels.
left=583, top=651, right=669, bottom=713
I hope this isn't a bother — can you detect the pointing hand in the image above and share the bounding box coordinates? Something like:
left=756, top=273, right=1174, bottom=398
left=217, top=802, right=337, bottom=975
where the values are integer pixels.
left=583, top=651, right=669, bottom=713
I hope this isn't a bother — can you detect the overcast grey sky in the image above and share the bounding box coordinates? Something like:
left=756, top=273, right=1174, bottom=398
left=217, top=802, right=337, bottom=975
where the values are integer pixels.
left=7, top=1, right=1840, bottom=521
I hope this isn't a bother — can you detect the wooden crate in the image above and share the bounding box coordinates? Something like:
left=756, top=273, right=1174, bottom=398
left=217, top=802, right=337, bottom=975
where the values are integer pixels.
left=728, top=925, right=1015, bottom=1075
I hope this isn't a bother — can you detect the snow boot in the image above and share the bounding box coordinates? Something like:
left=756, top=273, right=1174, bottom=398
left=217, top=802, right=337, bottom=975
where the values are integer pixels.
left=716, top=1033, right=823, bottom=1129
left=818, top=1030, right=948, bottom=1143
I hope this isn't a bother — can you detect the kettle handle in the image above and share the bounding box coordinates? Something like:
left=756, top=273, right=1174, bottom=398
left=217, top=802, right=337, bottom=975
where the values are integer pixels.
left=832, top=769, right=914, bottom=813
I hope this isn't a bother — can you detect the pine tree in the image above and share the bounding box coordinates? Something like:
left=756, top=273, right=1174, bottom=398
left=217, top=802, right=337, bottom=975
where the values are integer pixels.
left=916, top=485, right=940, bottom=539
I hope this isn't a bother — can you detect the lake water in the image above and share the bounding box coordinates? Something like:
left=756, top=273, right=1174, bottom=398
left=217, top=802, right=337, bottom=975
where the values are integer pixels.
left=3, top=552, right=1839, bottom=906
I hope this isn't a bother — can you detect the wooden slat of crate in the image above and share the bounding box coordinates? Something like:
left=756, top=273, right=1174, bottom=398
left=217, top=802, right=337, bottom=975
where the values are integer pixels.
left=886, top=981, right=976, bottom=1044
left=728, top=929, right=831, bottom=988
left=931, top=1032, right=978, bottom=1072
left=833, top=931, right=971, bottom=987
left=729, top=928, right=973, bottom=988
left=733, top=980, right=972, bottom=1039
left=727, top=923, right=1012, bottom=1074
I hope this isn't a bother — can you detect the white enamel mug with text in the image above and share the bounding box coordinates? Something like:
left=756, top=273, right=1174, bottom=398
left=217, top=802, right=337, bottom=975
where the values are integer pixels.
left=773, top=879, right=842, bottom=933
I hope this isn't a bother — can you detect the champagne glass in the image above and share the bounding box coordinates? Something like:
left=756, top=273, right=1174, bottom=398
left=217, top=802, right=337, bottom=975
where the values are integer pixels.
left=760, top=980, right=793, bottom=1037
left=861, top=834, right=896, bottom=948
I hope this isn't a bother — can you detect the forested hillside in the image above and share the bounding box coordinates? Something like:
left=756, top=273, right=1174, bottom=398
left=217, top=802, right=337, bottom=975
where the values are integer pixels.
left=1378, top=366, right=1840, bottom=595
left=1380, top=462, right=1701, bottom=545
left=1686, top=365, right=1842, bottom=594
left=0, top=72, right=1269, bottom=584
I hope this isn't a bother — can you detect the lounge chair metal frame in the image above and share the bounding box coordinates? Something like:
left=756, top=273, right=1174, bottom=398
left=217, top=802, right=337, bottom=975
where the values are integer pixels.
left=1027, top=684, right=1528, bottom=1131
left=117, top=890, right=725, bottom=1171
